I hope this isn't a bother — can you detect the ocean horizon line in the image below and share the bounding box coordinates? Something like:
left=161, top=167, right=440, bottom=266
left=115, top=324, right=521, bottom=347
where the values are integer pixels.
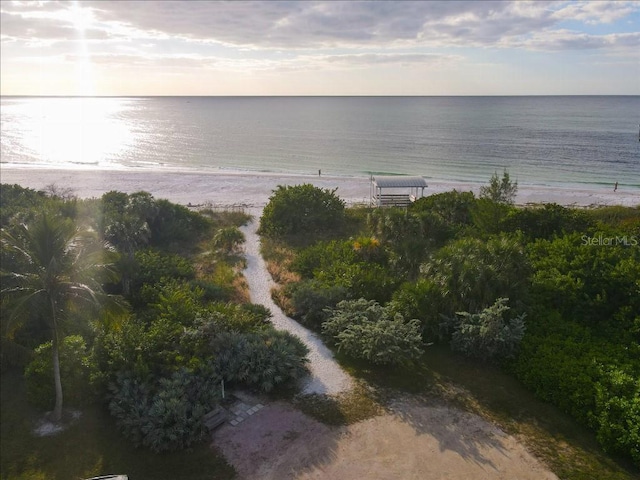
left=2, top=94, right=640, bottom=99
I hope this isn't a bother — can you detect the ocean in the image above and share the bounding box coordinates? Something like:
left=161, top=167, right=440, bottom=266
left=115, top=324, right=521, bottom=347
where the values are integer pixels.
left=1, top=96, right=639, bottom=191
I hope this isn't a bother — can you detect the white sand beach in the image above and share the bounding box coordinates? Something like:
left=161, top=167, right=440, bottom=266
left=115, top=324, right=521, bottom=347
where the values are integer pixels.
left=1, top=167, right=638, bottom=208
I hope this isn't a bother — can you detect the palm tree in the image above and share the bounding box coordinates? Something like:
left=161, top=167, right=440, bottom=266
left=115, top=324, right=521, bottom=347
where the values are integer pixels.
left=1, top=212, right=120, bottom=422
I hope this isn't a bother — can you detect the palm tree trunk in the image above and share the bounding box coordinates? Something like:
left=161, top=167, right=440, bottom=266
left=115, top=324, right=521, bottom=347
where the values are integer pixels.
left=50, top=301, right=63, bottom=422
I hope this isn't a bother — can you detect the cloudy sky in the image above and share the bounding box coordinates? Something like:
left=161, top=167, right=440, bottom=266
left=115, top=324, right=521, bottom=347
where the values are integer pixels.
left=1, top=0, right=639, bottom=95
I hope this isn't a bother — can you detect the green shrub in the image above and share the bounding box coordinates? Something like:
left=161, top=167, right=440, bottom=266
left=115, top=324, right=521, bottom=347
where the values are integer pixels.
left=205, top=302, right=273, bottom=333
left=322, top=299, right=424, bottom=366
left=212, top=226, right=245, bottom=254
left=480, top=170, right=518, bottom=205
left=528, top=233, right=640, bottom=330
left=292, top=240, right=358, bottom=278
left=290, top=237, right=396, bottom=303
left=513, top=311, right=640, bottom=466
left=315, top=262, right=398, bottom=303
left=422, top=234, right=530, bottom=315
left=288, top=280, right=349, bottom=329
left=108, top=368, right=221, bottom=452
left=0, top=184, right=48, bottom=227
left=594, top=366, right=640, bottom=464
left=131, top=249, right=194, bottom=293
left=368, top=209, right=430, bottom=279
left=389, top=279, right=447, bottom=343
left=25, top=335, right=94, bottom=409
left=149, top=199, right=211, bottom=248
left=212, top=330, right=309, bottom=392
left=502, top=203, right=593, bottom=240
left=445, top=298, right=526, bottom=362
left=136, top=278, right=205, bottom=324
left=259, top=184, right=346, bottom=238
left=410, top=190, right=476, bottom=231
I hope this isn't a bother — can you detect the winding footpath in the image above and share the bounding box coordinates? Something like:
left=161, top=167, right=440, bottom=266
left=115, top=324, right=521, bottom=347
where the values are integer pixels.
left=240, top=218, right=353, bottom=396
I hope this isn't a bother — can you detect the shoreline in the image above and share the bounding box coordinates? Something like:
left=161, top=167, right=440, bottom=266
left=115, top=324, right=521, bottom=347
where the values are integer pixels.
left=1, top=166, right=638, bottom=208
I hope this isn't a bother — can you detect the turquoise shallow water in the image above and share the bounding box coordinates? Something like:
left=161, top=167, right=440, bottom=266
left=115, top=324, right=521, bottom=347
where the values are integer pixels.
left=1, top=96, right=639, bottom=191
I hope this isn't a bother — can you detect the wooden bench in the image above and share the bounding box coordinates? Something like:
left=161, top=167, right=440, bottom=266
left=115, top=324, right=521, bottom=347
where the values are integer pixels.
left=203, top=405, right=228, bottom=431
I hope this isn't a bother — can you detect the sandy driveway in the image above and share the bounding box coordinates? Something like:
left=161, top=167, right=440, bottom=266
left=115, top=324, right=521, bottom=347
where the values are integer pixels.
left=212, top=396, right=557, bottom=480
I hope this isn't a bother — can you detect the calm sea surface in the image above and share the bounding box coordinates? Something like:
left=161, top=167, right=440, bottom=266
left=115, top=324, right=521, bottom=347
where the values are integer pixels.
left=1, top=96, right=639, bottom=190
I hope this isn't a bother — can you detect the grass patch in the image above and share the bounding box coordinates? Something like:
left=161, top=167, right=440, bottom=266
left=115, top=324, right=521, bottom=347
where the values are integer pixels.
left=1, top=371, right=235, bottom=480
left=259, top=237, right=300, bottom=285
left=584, top=205, right=640, bottom=225
left=191, top=210, right=253, bottom=304
left=293, top=383, right=383, bottom=426
left=198, top=208, right=251, bottom=229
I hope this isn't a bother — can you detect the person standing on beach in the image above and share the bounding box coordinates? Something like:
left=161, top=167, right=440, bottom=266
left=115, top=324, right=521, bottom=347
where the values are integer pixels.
left=614, top=182, right=618, bottom=192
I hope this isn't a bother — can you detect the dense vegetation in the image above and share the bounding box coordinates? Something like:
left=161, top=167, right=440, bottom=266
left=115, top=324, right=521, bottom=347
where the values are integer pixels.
left=260, top=180, right=640, bottom=469
left=1, top=184, right=309, bottom=477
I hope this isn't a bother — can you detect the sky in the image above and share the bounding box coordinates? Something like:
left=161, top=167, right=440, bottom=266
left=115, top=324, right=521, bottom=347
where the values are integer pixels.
left=1, top=0, right=639, bottom=96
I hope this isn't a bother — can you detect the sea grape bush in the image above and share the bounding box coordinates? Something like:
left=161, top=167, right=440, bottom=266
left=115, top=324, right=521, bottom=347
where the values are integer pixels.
left=259, top=184, right=346, bottom=238
left=514, top=308, right=640, bottom=466
left=410, top=189, right=476, bottom=234
left=593, top=365, right=640, bottom=464
left=502, top=203, right=593, bottom=241
left=322, top=298, right=424, bottom=366
left=528, top=232, right=640, bottom=329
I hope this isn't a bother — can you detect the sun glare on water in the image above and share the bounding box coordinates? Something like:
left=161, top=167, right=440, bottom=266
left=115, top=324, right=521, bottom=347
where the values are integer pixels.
left=14, top=98, right=134, bottom=168
left=6, top=4, right=136, bottom=169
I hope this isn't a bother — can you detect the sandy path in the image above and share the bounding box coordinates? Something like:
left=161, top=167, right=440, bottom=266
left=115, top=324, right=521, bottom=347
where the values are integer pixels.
left=240, top=218, right=353, bottom=395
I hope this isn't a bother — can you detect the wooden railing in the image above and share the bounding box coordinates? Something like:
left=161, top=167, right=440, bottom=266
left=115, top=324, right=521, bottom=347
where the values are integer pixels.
left=375, top=194, right=412, bottom=207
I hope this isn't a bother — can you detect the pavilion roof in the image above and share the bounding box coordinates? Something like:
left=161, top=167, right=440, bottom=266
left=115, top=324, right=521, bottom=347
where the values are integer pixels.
left=372, top=176, right=428, bottom=188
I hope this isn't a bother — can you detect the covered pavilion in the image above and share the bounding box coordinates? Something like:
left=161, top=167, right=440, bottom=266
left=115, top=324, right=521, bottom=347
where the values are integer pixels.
left=370, top=175, right=428, bottom=207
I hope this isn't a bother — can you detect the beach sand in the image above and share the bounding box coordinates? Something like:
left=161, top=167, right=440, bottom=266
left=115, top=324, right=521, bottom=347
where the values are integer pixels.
left=1, top=167, right=638, bottom=208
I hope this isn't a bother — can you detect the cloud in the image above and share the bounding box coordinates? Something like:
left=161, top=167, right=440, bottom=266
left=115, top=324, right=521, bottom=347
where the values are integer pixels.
left=2, top=0, right=638, bottom=96
left=0, top=5, right=111, bottom=42
left=311, top=52, right=460, bottom=67
left=506, top=30, right=640, bottom=51
left=66, top=52, right=214, bottom=69
left=552, top=1, right=639, bottom=25
left=1, top=12, right=75, bottom=41
left=79, top=0, right=638, bottom=50
left=3, top=0, right=638, bottom=53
